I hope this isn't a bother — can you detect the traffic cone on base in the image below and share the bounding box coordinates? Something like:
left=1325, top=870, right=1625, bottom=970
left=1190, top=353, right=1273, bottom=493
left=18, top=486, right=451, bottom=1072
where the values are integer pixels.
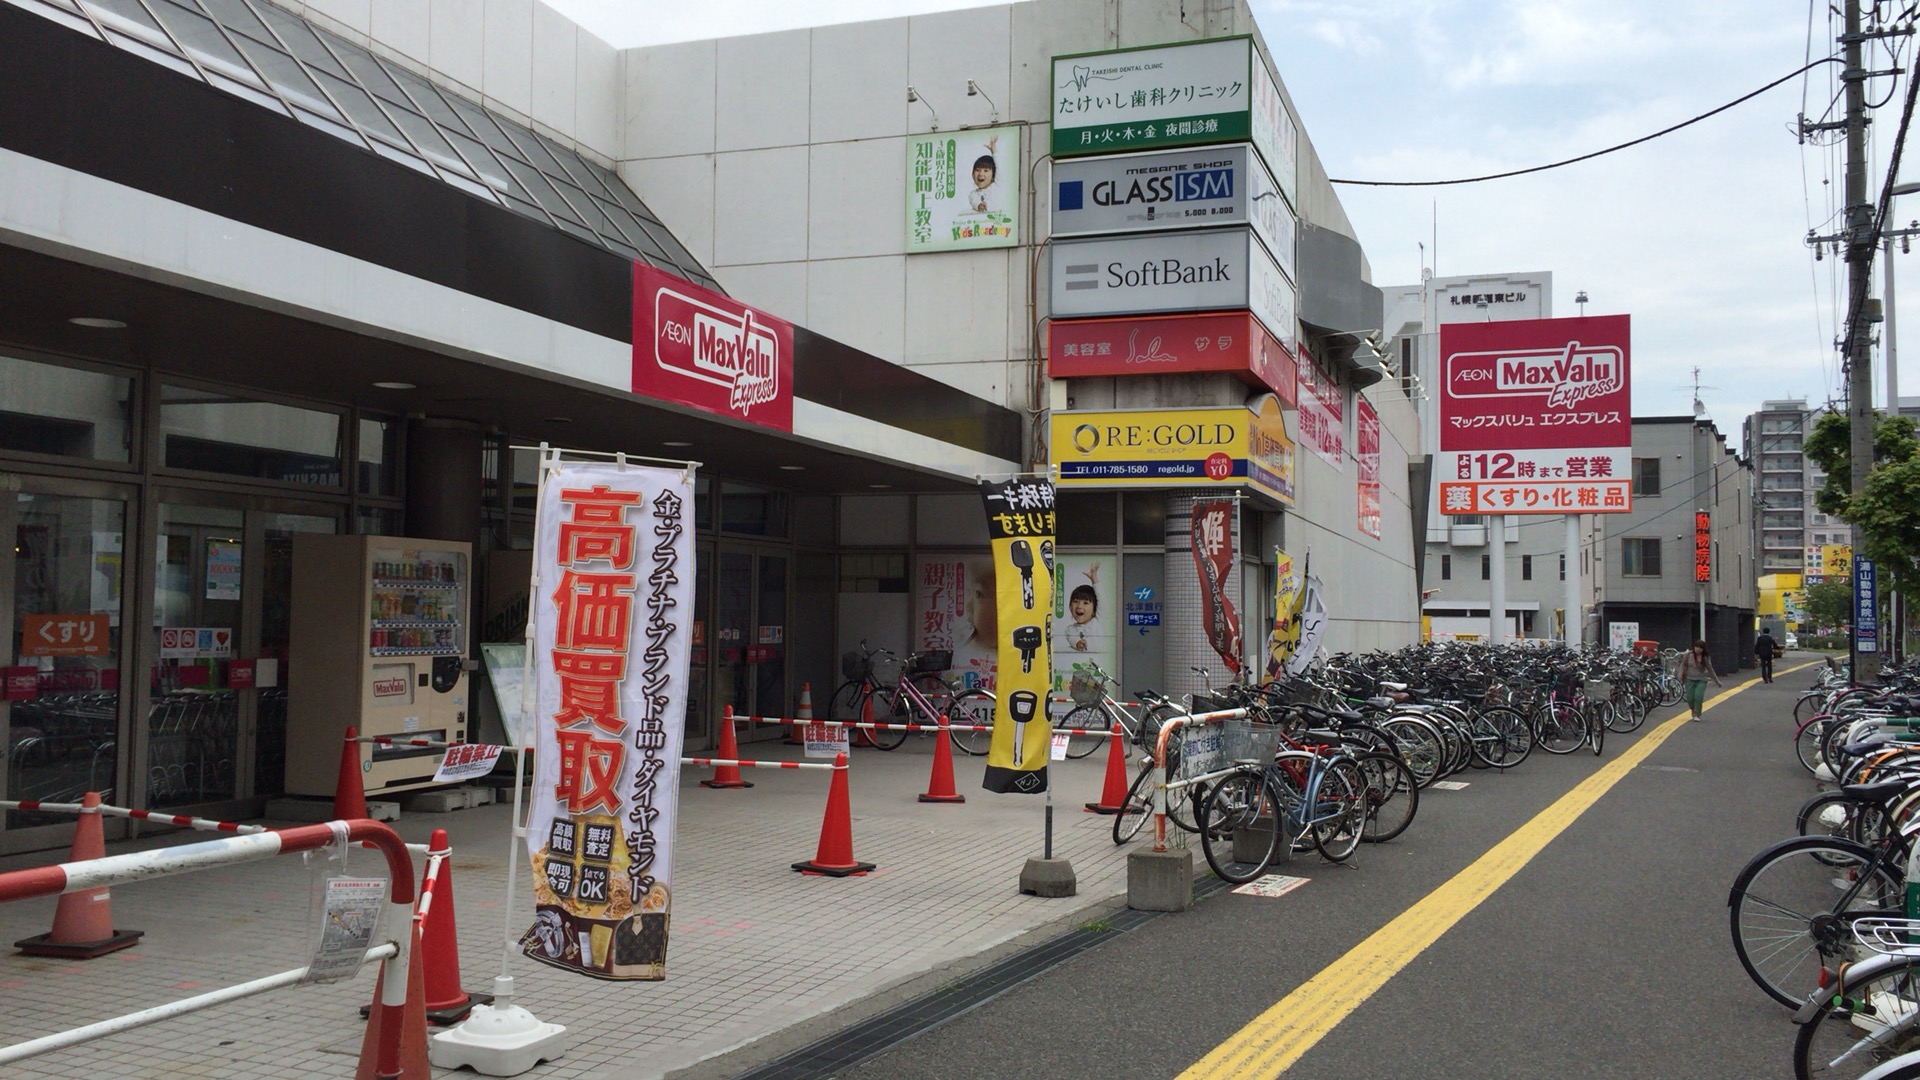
left=13, top=791, right=143, bottom=959
left=418, top=829, right=490, bottom=1025
left=791, top=753, right=875, bottom=877
left=919, top=715, right=966, bottom=803
left=333, top=725, right=368, bottom=820
left=1085, top=723, right=1131, bottom=814
left=785, top=682, right=812, bottom=745
left=357, top=918, right=431, bottom=1080
left=701, top=707, right=753, bottom=789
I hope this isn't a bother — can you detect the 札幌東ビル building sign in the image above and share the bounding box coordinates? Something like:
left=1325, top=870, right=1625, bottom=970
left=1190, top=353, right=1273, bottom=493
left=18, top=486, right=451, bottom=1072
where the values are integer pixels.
left=632, top=264, right=794, bottom=433
left=1051, top=396, right=1293, bottom=505
left=906, top=126, right=1022, bottom=251
left=1436, top=315, right=1633, bottom=515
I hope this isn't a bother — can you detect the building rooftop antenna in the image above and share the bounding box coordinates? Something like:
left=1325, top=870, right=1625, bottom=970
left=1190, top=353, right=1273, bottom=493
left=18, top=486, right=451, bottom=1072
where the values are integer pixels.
left=1678, top=366, right=1717, bottom=418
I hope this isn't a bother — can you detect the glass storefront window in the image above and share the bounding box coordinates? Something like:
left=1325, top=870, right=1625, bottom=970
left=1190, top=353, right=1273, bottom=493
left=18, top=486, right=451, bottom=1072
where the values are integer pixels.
left=721, top=481, right=787, bottom=537
left=160, top=384, right=343, bottom=486
left=1122, top=493, right=1166, bottom=546
left=357, top=417, right=401, bottom=496
left=8, top=492, right=126, bottom=827
left=149, top=503, right=244, bottom=806
left=1057, top=492, right=1117, bottom=546
left=0, top=354, right=134, bottom=463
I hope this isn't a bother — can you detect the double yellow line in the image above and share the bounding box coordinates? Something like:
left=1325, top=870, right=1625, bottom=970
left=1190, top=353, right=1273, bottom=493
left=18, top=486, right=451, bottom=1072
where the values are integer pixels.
left=1178, top=664, right=1812, bottom=1079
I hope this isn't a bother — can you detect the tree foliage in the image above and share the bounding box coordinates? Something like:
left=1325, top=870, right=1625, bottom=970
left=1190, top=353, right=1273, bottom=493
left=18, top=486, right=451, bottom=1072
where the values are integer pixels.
left=1803, top=410, right=1920, bottom=598
left=1802, top=579, right=1853, bottom=632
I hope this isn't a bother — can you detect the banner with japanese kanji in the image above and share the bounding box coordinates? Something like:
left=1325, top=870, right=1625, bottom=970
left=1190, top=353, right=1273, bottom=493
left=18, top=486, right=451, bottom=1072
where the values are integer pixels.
left=1264, top=547, right=1297, bottom=684
left=1191, top=501, right=1243, bottom=674
left=979, top=478, right=1055, bottom=795
left=522, top=459, right=693, bottom=981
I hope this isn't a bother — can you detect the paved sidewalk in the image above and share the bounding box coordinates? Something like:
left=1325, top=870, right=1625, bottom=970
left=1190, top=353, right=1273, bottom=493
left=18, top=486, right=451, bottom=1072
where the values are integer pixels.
left=0, top=733, right=1157, bottom=1079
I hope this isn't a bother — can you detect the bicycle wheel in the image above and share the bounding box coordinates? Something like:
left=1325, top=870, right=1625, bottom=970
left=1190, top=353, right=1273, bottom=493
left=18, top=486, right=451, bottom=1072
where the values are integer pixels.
left=1353, top=752, right=1419, bottom=843
left=1380, top=716, right=1445, bottom=788
left=1728, top=835, right=1904, bottom=1008
left=1061, top=703, right=1112, bottom=759
left=1795, top=791, right=1889, bottom=851
left=1468, top=707, right=1533, bottom=770
left=1534, top=701, right=1585, bottom=755
left=1586, top=705, right=1605, bottom=756
left=1798, top=717, right=1834, bottom=774
left=1793, top=954, right=1920, bottom=1079
left=1310, top=758, right=1366, bottom=863
left=1660, top=675, right=1684, bottom=707
left=947, top=689, right=995, bottom=757
left=863, top=684, right=911, bottom=750
left=1796, top=691, right=1828, bottom=726
left=1112, top=760, right=1154, bottom=844
left=1604, top=693, right=1641, bottom=733
left=1198, top=770, right=1280, bottom=883
left=828, top=679, right=866, bottom=722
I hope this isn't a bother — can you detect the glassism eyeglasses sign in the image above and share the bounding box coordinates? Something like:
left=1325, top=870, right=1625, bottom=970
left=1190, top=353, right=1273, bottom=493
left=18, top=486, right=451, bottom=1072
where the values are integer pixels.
left=1437, top=315, right=1632, bottom=516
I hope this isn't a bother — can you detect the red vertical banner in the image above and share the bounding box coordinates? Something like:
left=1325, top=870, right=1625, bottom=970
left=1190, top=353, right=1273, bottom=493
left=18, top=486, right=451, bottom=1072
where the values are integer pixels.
left=1694, top=511, right=1712, bottom=583
left=1190, top=501, right=1242, bottom=673
left=1355, top=397, right=1381, bottom=539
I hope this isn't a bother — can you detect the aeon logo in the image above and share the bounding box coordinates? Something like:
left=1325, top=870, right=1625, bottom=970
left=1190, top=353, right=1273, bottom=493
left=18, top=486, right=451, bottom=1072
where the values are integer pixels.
left=654, top=288, right=781, bottom=417
left=1446, top=342, right=1623, bottom=410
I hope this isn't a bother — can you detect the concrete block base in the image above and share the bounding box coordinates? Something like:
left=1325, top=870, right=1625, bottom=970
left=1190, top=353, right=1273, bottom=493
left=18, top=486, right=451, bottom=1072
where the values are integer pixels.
left=404, top=786, right=496, bottom=813
left=265, top=796, right=399, bottom=823
left=1233, top=815, right=1289, bottom=863
left=1126, top=848, right=1193, bottom=912
left=1017, top=857, right=1078, bottom=897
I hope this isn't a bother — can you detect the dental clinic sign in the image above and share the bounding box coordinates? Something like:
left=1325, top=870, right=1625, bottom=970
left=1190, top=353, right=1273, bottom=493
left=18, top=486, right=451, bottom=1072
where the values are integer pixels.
left=632, top=264, right=794, bottom=432
left=1050, top=228, right=1295, bottom=357
left=1437, top=315, right=1632, bottom=516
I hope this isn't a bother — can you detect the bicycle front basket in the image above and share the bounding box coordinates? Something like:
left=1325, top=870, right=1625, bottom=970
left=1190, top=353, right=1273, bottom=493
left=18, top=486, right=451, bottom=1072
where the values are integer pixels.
left=908, top=649, right=952, bottom=675
left=1221, top=718, right=1282, bottom=764
left=841, top=650, right=872, bottom=682
left=1584, top=678, right=1612, bottom=702
left=1068, top=672, right=1107, bottom=706
left=870, top=652, right=904, bottom=688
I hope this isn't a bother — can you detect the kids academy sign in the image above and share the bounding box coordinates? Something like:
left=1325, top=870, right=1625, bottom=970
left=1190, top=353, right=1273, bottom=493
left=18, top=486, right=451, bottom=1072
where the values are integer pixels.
left=632, top=264, right=794, bottom=432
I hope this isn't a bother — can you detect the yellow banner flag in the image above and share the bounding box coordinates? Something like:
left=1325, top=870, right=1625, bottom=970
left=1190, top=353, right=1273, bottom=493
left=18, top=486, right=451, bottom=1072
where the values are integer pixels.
left=978, top=478, right=1055, bottom=794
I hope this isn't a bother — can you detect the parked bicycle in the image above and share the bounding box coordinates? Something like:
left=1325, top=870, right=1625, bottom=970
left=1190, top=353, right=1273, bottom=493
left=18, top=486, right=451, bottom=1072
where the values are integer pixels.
left=830, top=641, right=993, bottom=751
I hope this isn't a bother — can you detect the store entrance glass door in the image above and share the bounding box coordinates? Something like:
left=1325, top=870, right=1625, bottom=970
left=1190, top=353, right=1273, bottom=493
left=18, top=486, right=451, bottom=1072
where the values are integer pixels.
left=712, top=547, right=788, bottom=745
left=3, top=484, right=131, bottom=850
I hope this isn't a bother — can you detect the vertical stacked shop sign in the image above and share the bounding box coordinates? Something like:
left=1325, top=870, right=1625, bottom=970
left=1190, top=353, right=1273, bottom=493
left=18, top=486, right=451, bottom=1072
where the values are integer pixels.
left=1047, top=36, right=1301, bottom=692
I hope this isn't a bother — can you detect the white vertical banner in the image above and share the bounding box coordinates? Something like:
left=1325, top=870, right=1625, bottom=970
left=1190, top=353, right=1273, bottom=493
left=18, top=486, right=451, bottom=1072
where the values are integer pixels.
left=521, top=459, right=694, bottom=981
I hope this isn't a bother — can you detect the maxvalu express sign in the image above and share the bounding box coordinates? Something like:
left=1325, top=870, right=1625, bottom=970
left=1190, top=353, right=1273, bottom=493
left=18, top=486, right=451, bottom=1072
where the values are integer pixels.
left=1051, top=397, right=1294, bottom=504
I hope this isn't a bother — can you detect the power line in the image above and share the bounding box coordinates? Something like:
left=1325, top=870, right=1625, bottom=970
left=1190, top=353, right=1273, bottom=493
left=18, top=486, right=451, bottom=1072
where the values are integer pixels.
left=1330, top=58, right=1844, bottom=188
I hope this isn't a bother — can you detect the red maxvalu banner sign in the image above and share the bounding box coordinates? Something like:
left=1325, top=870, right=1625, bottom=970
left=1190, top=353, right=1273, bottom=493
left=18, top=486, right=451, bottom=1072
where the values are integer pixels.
left=1048, top=312, right=1298, bottom=406
left=1190, top=500, right=1242, bottom=673
left=1437, top=314, right=1632, bottom=516
left=632, top=263, right=794, bottom=432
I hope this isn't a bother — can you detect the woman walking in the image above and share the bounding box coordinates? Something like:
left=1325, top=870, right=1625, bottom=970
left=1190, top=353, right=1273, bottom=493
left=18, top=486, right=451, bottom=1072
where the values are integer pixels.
left=1678, top=640, right=1722, bottom=721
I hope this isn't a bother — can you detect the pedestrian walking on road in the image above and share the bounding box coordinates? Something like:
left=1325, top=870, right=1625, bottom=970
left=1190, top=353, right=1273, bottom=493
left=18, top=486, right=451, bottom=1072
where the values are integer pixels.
left=1753, top=629, right=1777, bottom=683
left=1678, top=640, right=1721, bottom=721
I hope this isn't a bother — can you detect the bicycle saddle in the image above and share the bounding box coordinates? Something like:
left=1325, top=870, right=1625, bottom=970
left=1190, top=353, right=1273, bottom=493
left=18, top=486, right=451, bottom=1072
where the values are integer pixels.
left=1379, top=680, right=1408, bottom=692
left=1842, top=735, right=1898, bottom=757
left=1839, top=777, right=1920, bottom=805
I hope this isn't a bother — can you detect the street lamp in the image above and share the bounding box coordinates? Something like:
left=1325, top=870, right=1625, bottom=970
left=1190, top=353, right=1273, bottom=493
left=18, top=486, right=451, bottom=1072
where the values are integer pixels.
left=1575, top=290, right=1588, bottom=316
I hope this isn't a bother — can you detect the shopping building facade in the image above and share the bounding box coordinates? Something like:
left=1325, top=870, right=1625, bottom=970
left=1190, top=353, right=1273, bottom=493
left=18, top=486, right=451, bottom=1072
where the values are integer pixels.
left=0, top=0, right=1416, bottom=854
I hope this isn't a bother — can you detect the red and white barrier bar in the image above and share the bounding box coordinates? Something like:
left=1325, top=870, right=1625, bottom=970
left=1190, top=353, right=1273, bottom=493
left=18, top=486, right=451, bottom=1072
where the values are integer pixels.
left=355, top=735, right=453, bottom=749
left=0, top=799, right=431, bottom=855
left=740, top=715, right=1124, bottom=737
left=682, top=757, right=838, bottom=771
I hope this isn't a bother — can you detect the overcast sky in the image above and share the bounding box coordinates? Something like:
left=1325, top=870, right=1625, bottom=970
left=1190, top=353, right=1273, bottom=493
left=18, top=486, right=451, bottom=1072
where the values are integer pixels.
left=545, top=0, right=1912, bottom=430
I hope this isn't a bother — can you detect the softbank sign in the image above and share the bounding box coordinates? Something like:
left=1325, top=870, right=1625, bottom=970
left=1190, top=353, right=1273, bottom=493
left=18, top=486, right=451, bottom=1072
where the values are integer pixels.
left=633, top=263, right=793, bottom=432
left=1050, top=228, right=1295, bottom=354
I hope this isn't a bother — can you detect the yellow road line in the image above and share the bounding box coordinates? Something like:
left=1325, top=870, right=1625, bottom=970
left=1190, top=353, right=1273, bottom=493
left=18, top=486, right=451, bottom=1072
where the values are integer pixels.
left=1177, top=662, right=1818, bottom=1079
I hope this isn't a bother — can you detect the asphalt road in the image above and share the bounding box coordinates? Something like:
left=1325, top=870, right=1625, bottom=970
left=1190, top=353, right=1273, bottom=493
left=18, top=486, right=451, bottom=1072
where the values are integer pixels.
left=824, top=664, right=1823, bottom=1080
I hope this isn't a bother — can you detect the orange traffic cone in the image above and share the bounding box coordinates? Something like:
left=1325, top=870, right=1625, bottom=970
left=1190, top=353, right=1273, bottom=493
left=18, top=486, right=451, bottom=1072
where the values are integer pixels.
left=333, top=725, right=368, bottom=820
left=702, top=707, right=753, bottom=789
left=1085, top=722, right=1131, bottom=814
left=853, top=689, right=880, bottom=749
left=919, top=714, right=966, bottom=804
left=13, top=791, right=143, bottom=959
left=785, top=682, right=812, bottom=745
left=417, top=829, right=489, bottom=1025
left=356, top=918, right=431, bottom=1080
left=791, top=753, right=875, bottom=877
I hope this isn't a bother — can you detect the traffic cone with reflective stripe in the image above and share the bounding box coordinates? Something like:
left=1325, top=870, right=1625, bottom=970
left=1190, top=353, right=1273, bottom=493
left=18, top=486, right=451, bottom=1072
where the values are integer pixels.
left=357, top=917, right=431, bottom=1079
left=13, top=791, right=143, bottom=959
left=791, top=754, right=875, bottom=876
left=785, top=682, right=812, bottom=746
left=919, top=714, right=966, bottom=804
left=701, top=707, right=752, bottom=789
left=418, top=829, right=489, bottom=1025
left=1085, top=722, right=1131, bottom=814
left=333, top=725, right=368, bottom=820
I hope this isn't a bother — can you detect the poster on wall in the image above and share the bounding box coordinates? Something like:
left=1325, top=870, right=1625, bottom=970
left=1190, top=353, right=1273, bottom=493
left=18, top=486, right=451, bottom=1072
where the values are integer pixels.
left=1355, top=397, right=1382, bottom=539
left=915, top=554, right=997, bottom=692
left=205, top=540, right=241, bottom=601
left=1052, top=555, right=1116, bottom=695
left=522, top=458, right=693, bottom=981
left=1296, top=354, right=1343, bottom=469
left=907, top=126, right=1021, bottom=251
left=979, top=478, right=1055, bottom=794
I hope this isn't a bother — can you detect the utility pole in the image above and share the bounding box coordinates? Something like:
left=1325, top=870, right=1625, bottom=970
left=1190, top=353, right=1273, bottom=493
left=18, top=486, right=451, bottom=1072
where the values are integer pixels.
left=1844, top=0, right=1883, bottom=683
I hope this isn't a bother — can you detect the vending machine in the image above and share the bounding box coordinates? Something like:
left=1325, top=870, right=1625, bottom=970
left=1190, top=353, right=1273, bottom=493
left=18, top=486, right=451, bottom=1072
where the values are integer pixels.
left=285, top=535, right=472, bottom=798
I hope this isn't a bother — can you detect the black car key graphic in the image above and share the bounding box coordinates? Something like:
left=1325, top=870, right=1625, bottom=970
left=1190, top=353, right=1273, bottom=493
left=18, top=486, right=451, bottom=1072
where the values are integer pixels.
left=1009, top=540, right=1035, bottom=608
left=1007, top=689, right=1038, bottom=767
left=1012, top=624, right=1042, bottom=672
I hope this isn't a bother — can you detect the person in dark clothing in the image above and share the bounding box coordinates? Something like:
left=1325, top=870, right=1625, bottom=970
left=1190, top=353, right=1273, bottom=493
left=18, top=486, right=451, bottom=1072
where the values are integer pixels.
left=1754, top=629, right=1777, bottom=683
